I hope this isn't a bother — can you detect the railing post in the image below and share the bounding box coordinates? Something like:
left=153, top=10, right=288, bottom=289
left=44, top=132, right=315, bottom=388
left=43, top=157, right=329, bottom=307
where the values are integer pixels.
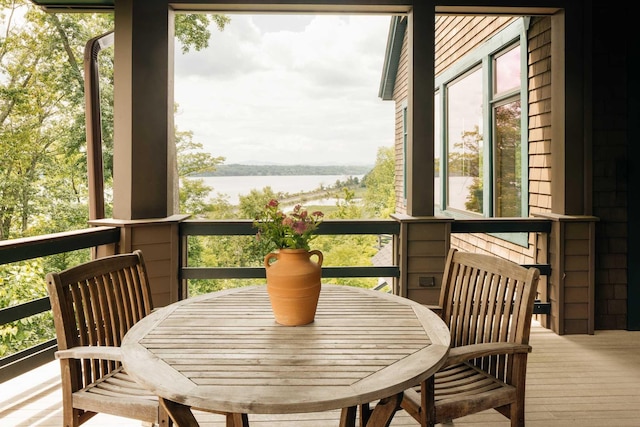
left=391, top=214, right=453, bottom=304
left=90, top=215, right=190, bottom=307
left=534, top=213, right=599, bottom=335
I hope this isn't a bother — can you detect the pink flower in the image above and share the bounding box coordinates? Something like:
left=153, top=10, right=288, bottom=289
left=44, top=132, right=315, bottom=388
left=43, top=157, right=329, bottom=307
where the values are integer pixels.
left=292, top=221, right=308, bottom=234
left=282, top=217, right=294, bottom=227
left=253, top=199, right=324, bottom=251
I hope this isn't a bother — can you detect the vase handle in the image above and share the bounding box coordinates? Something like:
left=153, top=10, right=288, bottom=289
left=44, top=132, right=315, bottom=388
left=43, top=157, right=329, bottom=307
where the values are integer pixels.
left=264, top=252, right=279, bottom=269
left=309, top=250, right=323, bottom=267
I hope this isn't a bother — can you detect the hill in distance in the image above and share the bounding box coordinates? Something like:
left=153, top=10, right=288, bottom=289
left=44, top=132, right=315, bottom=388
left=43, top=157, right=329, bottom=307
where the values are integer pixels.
left=193, top=164, right=373, bottom=177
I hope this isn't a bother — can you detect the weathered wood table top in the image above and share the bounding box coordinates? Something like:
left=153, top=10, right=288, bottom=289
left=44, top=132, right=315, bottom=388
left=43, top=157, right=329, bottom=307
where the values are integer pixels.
left=121, top=284, right=450, bottom=424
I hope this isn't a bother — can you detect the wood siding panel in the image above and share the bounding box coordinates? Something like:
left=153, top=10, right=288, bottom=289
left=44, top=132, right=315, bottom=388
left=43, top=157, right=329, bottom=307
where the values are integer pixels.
left=407, top=240, right=447, bottom=256
left=396, top=217, right=450, bottom=305
left=92, top=217, right=187, bottom=308
left=539, top=214, right=597, bottom=334
left=528, top=17, right=552, bottom=217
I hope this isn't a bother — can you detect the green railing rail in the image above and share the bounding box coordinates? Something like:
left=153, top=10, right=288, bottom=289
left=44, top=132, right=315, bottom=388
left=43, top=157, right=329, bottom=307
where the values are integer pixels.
left=451, top=218, right=552, bottom=276
left=179, top=219, right=401, bottom=283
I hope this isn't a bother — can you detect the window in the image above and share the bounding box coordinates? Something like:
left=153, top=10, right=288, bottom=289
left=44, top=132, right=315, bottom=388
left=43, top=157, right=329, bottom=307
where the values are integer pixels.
left=493, top=45, right=523, bottom=217
left=434, top=19, right=527, bottom=224
left=446, top=67, right=484, bottom=214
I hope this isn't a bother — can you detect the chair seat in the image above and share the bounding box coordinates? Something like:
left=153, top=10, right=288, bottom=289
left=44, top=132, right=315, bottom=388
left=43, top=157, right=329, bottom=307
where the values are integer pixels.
left=72, top=366, right=159, bottom=423
left=402, top=362, right=517, bottom=424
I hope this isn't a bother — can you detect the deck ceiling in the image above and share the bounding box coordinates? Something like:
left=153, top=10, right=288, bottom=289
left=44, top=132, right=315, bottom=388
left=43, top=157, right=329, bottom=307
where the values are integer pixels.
left=29, top=1, right=559, bottom=14
left=29, top=0, right=113, bottom=11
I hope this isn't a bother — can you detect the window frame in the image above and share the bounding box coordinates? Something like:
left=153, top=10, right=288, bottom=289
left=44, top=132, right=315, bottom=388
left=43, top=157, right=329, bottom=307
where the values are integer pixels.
left=432, top=17, right=529, bottom=245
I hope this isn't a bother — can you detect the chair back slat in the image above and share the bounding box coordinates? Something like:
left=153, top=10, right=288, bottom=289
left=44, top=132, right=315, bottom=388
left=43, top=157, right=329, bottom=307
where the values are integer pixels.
left=46, top=250, right=153, bottom=390
left=439, top=248, right=540, bottom=383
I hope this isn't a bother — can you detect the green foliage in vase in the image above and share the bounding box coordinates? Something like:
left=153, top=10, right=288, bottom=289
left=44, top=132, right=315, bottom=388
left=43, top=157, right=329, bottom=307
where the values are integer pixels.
left=253, top=199, right=324, bottom=252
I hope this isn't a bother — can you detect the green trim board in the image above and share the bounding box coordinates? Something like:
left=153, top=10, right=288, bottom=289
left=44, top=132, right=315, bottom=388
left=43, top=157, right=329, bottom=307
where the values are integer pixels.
left=379, top=15, right=406, bottom=100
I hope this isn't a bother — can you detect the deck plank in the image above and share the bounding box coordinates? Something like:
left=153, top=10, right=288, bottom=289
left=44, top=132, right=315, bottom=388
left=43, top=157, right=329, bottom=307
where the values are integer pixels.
left=3, top=322, right=640, bottom=427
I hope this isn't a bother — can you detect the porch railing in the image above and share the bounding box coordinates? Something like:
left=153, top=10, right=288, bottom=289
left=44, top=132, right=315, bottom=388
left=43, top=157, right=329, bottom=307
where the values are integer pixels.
left=0, top=226, right=120, bottom=382
left=179, top=219, right=401, bottom=283
left=0, top=217, right=552, bottom=383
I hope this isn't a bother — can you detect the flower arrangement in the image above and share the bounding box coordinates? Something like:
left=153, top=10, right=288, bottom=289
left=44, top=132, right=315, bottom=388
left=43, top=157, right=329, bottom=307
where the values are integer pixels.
left=253, top=199, right=324, bottom=251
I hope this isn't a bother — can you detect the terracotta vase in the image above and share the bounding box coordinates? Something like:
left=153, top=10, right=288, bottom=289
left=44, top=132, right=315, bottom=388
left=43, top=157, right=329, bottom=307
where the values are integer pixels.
left=263, top=248, right=323, bottom=326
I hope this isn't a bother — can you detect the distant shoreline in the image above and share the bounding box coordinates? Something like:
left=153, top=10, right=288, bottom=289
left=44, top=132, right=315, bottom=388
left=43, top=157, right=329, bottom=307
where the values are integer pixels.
left=191, top=164, right=373, bottom=177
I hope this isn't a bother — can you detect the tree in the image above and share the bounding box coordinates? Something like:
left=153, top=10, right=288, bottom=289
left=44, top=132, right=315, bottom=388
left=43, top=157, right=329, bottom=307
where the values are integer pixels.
left=0, top=1, right=229, bottom=356
left=0, top=2, right=229, bottom=240
left=176, top=127, right=225, bottom=217
left=363, top=146, right=395, bottom=218
left=449, top=125, right=483, bottom=213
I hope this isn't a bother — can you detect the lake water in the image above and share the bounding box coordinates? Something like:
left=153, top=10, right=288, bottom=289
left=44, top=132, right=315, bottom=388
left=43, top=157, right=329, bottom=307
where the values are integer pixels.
left=185, top=175, right=363, bottom=205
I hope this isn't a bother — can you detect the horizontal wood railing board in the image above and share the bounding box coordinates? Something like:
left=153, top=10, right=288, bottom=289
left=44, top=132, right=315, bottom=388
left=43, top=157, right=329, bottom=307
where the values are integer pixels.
left=180, top=219, right=401, bottom=236
left=0, top=297, right=50, bottom=324
left=0, top=226, right=119, bottom=264
left=181, top=266, right=400, bottom=279
left=451, top=218, right=552, bottom=233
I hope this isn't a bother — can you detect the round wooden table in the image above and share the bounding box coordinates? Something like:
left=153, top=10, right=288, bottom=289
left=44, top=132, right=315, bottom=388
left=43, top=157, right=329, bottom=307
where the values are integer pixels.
left=121, top=284, right=450, bottom=426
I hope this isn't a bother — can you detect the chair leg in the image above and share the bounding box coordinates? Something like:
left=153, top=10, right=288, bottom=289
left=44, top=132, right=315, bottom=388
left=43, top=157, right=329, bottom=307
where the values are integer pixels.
left=421, top=377, right=435, bottom=427
left=510, top=402, right=525, bottom=427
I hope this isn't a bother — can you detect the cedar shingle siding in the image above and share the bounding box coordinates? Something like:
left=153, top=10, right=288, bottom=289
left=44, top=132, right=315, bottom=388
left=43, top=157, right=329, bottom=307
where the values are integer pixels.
left=389, top=10, right=628, bottom=332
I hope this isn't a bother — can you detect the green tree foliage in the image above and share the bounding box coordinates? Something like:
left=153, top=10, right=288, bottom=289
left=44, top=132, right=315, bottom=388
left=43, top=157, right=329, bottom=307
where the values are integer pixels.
left=449, top=125, right=483, bottom=213
left=175, top=13, right=230, bottom=53
left=0, top=1, right=229, bottom=356
left=495, top=101, right=522, bottom=217
left=0, top=259, right=54, bottom=357
left=0, top=3, right=110, bottom=240
left=238, top=187, right=279, bottom=220
left=0, top=2, right=398, bottom=355
left=363, top=146, right=395, bottom=218
left=176, top=128, right=225, bottom=217
left=313, top=188, right=378, bottom=288
left=331, top=187, right=363, bottom=219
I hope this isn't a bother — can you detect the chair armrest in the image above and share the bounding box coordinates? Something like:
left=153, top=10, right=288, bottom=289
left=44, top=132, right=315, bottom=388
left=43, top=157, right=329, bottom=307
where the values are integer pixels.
left=443, top=342, right=531, bottom=368
left=55, top=346, right=123, bottom=361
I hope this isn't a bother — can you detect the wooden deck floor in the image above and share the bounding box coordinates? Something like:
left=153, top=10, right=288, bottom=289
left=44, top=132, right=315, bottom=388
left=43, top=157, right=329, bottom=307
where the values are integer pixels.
left=3, top=321, right=640, bottom=427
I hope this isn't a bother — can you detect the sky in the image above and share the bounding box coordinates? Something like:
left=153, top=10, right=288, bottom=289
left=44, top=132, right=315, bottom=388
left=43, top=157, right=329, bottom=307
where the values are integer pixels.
left=173, top=14, right=396, bottom=166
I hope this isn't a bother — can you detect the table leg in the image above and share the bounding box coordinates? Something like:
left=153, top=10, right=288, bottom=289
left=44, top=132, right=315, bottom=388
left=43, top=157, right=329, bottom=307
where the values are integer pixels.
left=226, top=412, right=250, bottom=427
left=362, top=392, right=403, bottom=427
left=340, top=393, right=402, bottom=427
left=359, top=403, right=372, bottom=426
left=339, top=406, right=357, bottom=427
left=159, top=398, right=200, bottom=427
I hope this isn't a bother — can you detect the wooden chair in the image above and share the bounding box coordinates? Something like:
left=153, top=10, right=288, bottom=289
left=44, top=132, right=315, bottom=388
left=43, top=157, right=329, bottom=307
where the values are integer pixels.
left=397, top=248, right=541, bottom=427
left=47, top=250, right=244, bottom=427
left=46, top=250, right=167, bottom=427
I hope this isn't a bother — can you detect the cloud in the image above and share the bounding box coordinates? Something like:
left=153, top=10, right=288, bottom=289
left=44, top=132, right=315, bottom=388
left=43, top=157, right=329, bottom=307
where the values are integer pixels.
left=174, top=14, right=395, bottom=165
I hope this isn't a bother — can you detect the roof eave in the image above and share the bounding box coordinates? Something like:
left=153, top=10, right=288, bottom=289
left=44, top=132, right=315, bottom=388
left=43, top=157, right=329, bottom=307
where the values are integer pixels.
left=378, top=15, right=406, bottom=101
